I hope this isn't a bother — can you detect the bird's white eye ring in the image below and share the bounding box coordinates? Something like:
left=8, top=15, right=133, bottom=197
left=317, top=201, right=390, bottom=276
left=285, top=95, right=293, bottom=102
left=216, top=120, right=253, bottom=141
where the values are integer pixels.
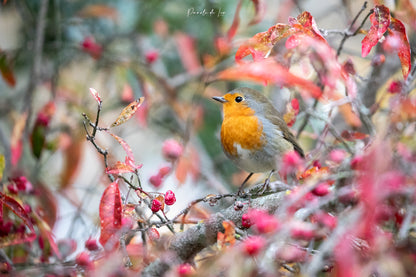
left=235, top=96, right=243, bottom=103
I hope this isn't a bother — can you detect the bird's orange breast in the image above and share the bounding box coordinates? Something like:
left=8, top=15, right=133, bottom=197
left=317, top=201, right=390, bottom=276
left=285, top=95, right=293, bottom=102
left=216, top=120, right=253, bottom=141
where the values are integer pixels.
left=220, top=114, right=265, bottom=157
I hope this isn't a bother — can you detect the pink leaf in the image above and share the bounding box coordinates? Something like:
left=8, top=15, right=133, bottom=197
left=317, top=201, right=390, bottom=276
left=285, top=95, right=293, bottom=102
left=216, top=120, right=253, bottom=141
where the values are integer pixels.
left=109, top=133, right=135, bottom=163
left=89, top=88, right=102, bottom=104
left=99, top=181, right=122, bottom=247
left=175, top=32, right=201, bottom=74
left=361, top=5, right=390, bottom=57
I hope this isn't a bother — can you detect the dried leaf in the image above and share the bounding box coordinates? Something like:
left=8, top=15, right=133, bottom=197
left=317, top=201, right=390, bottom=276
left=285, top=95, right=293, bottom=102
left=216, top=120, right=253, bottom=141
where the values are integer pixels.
left=89, top=88, right=102, bottom=104
left=99, top=181, right=122, bottom=247
left=389, top=17, right=411, bottom=79
left=217, top=59, right=323, bottom=99
left=361, top=5, right=390, bottom=57
left=111, top=97, right=144, bottom=127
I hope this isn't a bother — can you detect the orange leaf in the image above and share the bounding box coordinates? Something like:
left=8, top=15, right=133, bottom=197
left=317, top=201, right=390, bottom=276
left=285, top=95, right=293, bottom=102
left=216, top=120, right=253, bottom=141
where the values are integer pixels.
left=217, top=220, right=236, bottom=249
left=217, top=59, right=323, bottom=99
left=341, top=130, right=369, bottom=141
left=78, top=4, right=118, bottom=21
left=338, top=102, right=362, bottom=128
left=389, top=17, right=411, bottom=79
left=111, top=97, right=144, bottom=127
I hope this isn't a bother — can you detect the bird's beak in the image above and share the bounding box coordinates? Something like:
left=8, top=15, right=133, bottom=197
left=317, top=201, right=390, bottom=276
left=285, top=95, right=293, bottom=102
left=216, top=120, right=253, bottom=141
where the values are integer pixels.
left=212, top=96, right=227, bottom=103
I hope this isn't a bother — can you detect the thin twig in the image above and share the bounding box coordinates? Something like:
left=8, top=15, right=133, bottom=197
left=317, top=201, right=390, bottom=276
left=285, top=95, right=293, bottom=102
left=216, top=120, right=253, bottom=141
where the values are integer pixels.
left=336, top=2, right=371, bottom=57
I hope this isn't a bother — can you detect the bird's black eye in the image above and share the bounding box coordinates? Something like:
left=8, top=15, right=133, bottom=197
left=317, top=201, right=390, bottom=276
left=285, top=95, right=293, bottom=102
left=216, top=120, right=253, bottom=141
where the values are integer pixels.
left=235, top=96, right=243, bottom=103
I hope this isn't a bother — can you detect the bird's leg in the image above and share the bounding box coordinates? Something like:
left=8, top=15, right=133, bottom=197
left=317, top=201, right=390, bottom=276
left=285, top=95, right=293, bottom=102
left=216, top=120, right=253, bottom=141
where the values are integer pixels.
left=260, top=170, right=275, bottom=194
left=237, top=172, right=254, bottom=196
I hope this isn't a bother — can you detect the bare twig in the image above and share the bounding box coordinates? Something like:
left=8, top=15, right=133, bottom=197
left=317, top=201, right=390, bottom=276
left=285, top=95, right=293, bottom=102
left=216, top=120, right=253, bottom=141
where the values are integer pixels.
left=336, top=2, right=372, bottom=57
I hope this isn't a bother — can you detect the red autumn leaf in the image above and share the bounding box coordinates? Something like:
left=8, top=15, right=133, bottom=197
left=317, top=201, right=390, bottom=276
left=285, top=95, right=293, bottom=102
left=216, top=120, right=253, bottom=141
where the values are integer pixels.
left=99, top=181, right=122, bottom=247
left=290, top=11, right=325, bottom=41
left=175, top=32, right=201, bottom=74
left=0, top=53, right=16, bottom=87
left=217, top=59, right=323, bottom=99
left=249, top=0, right=266, bottom=25
left=361, top=5, right=390, bottom=57
left=226, top=0, right=242, bottom=41
left=388, top=17, right=411, bottom=79
left=111, top=97, right=144, bottom=127
left=0, top=192, right=37, bottom=247
left=235, top=11, right=325, bottom=63
left=89, top=88, right=102, bottom=104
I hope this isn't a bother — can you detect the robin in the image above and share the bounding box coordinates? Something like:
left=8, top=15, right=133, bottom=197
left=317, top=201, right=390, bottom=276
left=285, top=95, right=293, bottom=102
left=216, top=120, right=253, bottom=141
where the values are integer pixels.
left=213, top=87, right=304, bottom=193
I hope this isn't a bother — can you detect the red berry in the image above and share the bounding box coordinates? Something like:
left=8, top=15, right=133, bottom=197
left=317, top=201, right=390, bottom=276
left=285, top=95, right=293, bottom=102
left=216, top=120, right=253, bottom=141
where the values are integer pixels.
left=164, top=190, right=176, bottom=205
left=145, top=50, right=159, bottom=64
left=151, top=199, right=162, bottom=213
left=76, top=251, right=93, bottom=269
left=162, top=139, right=184, bottom=161
left=312, top=182, right=330, bottom=196
left=177, top=263, right=193, bottom=276
left=149, top=174, right=163, bottom=188
left=241, top=213, right=252, bottom=228
left=85, top=238, right=99, bottom=251
left=243, top=236, right=265, bottom=256
left=388, top=81, right=402, bottom=94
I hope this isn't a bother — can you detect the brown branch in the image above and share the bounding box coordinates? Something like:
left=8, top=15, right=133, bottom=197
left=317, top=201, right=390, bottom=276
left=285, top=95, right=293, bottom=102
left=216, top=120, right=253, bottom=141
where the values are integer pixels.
left=141, top=191, right=287, bottom=277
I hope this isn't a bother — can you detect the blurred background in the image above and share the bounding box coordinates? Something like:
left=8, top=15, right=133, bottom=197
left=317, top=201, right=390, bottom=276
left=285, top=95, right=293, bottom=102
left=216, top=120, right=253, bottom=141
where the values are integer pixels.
left=0, top=0, right=414, bottom=262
